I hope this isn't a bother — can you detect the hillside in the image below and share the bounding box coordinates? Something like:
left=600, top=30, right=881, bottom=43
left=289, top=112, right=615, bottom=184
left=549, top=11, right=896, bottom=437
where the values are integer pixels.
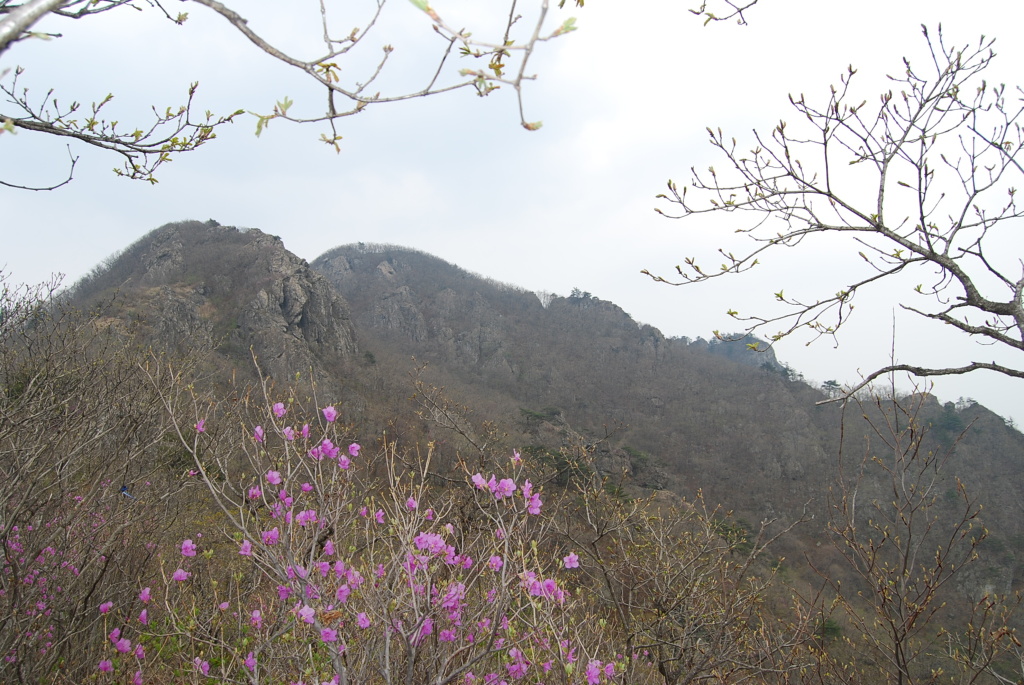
left=67, top=223, right=1024, bottom=597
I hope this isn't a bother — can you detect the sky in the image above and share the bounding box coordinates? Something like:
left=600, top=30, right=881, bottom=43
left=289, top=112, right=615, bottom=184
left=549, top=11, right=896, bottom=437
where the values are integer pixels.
left=3, top=0, right=1023, bottom=423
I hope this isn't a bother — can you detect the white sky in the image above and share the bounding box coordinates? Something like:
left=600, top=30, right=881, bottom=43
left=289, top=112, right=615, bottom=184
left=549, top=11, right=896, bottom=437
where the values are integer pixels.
left=3, top=0, right=1023, bottom=423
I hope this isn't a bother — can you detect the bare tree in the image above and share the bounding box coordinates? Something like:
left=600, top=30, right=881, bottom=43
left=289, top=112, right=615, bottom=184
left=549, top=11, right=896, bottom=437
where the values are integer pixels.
left=647, top=26, right=1024, bottom=397
left=0, top=0, right=581, bottom=188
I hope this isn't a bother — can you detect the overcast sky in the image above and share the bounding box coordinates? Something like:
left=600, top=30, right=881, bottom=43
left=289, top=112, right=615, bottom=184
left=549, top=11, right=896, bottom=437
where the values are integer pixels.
left=3, top=0, right=1023, bottom=423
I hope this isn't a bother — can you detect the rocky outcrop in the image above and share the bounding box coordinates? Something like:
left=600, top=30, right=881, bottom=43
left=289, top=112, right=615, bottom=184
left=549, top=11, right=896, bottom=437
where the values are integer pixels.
left=73, top=221, right=358, bottom=388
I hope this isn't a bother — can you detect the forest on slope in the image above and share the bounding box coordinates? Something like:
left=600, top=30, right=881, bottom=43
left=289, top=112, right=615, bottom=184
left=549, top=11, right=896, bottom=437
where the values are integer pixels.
left=2, top=220, right=1023, bottom=683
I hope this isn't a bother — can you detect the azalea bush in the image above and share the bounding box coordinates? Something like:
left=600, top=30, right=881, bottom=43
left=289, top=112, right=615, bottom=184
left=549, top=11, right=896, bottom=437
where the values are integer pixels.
left=79, top=371, right=651, bottom=685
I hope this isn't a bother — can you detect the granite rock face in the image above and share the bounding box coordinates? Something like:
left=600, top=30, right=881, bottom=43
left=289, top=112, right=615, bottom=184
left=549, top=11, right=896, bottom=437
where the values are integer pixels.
left=74, top=221, right=357, bottom=387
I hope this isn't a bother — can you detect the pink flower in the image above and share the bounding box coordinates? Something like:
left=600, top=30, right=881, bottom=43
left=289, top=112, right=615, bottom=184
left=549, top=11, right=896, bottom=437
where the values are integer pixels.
left=488, top=555, right=504, bottom=571
left=139, top=608, right=149, bottom=624
left=98, top=660, right=112, bottom=673
left=359, top=506, right=369, bottom=517
left=512, top=449, right=522, bottom=464
left=262, top=528, right=280, bottom=545
left=298, top=605, right=316, bottom=624
left=115, top=637, right=132, bottom=653
left=527, top=493, right=543, bottom=515
left=99, top=601, right=113, bottom=614
left=248, top=486, right=263, bottom=500
left=494, top=478, right=517, bottom=499
left=348, top=443, right=360, bottom=457
left=194, top=657, right=210, bottom=676
left=273, top=402, right=287, bottom=418
left=139, top=587, right=151, bottom=603
left=133, top=670, right=143, bottom=685
left=425, top=508, right=434, bottom=520
left=283, top=426, right=295, bottom=441
left=251, top=609, right=263, bottom=628
left=563, top=552, right=580, bottom=569
left=406, top=497, right=418, bottom=510
left=357, top=612, right=371, bottom=629
left=301, top=482, right=313, bottom=492
left=239, top=540, right=252, bottom=556
left=301, top=423, right=310, bottom=439
left=134, top=643, right=145, bottom=659
left=195, top=418, right=206, bottom=433
left=244, top=652, right=256, bottom=671
left=586, top=660, right=602, bottom=685
left=324, top=540, right=335, bottom=555
left=375, top=509, right=385, bottom=524
left=471, top=473, right=487, bottom=489
left=322, top=406, right=338, bottom=423
left=172, top=568, right=190, bottom=582
left=321, top=628, right=338, bottom=642
left=266, top=470, right=282, bottom=485
left=296, top=509, right=318, bottom=527
left=254, top=425, right=265, bottom=443
left=219, top=602, right=229, bottom=611
left=181, top=539, right=197, bottom=557
left=605, top=662, right=615, bottom=677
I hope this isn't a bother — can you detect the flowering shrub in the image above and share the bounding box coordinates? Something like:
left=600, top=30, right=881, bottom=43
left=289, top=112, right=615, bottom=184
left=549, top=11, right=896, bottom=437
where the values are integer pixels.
left=80, top=386, right=640, bottom=684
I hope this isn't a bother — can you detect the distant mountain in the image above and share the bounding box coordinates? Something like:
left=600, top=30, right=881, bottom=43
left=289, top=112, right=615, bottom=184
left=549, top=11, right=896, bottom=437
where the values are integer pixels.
left=66, top=223, right=1024, bottom=599
left=70, top=220, right=357, bottom=394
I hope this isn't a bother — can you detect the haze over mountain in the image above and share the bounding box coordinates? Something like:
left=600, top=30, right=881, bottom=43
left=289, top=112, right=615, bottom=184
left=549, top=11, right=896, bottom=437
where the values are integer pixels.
left=71, top=220, right=1024, bottom=599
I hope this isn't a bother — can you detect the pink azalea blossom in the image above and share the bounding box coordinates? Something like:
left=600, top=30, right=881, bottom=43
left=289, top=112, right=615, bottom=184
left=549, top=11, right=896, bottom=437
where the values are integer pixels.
left=563, top=552, right=580, bottom=569
left=357, top=612, right=371, bottom=629
left=98, top=660, right=112, bottom=673
left=273, top=402, right=287, bottom=418
left=250, top=609, right=263, bottom=628
left=194, top=657, right=210, bottom=676
left=471, top=473, right=488, bottom=489
left=219, top=602, right=229, bottom=611
left=425, top=508, right=434, bottom=520
left=298, top=605, right=316, bottom=624
left=301, top=482, right=314, bottom=492
left=322, top=406, right=338, bottom=423
left=488, top=555, right=504, bottom=571
left=283, top=426, right=295, bottom=441
left=139, top=608, right=149, bottom=625
left=375, top=509, right=385, bottom=524
left=511, top=449, right=522, bottom=464
left=239, top=540, right=253, bottom=556
left=301, top=423, right=310, bottom=439
left=494, top=478, right=517, bottom=499
left=324, top=540, right=335, bottom=555
left=406, top=497, right=418, bottom=510
left=134, top=644, right=145, bottom=659
left=139, top=587, right=151, bottom=603
left=266, top=470, right=282, bottom=485
left=321, top=628, right=338, bottom=642
left=133, top=670, right=143, bottom=685
left=244, top=652, right=256, bottom=671
left=195, top=418, right=206, bottom=433
left=99, top=601, right=113, bottom=614
left=254, top=426, right=265, bottom=443
left=248, top=486, right=263, bottom=500
left=172, top=568, right=190, bottom=582
left=348, top=443, right=360, bottom=457
left=586, top=660, right=602, bottom=685
left=181, top=539, right=197, bottom=557
left=115, top=637, right=132, bottom=653
left=262, top=528, right=280, bottom=545
left=359, top=506, right=369, bottom=517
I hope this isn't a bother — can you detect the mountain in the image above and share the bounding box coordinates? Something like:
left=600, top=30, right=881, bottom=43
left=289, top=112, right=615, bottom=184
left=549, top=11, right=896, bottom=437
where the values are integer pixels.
left=67, top=222, right=1024, bottom=597
left=70, top=220, right=358, bottom=395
